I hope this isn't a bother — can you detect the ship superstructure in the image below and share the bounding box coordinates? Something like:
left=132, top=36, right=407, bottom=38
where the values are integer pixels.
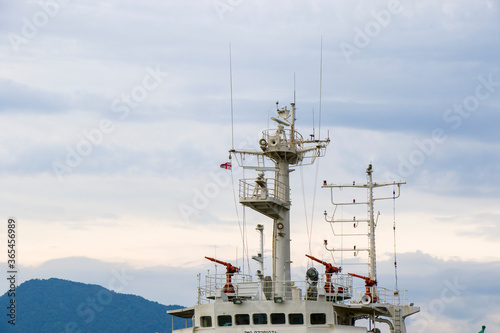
left=168, top=101, right=419, bottom=333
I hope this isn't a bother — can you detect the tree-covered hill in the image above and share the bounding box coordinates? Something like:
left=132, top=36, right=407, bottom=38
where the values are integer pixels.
left=0, top=278, right=191, bottom=333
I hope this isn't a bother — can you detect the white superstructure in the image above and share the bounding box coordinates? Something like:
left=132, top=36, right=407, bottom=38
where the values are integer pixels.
left=168, top=101, right=419, bottom=333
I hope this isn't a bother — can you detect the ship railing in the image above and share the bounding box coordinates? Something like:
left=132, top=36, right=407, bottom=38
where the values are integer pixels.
left=262, top=128, right=304, bottom=149
left=198, top=273, right=254, bottom=303
left=198, top=273, right=354, bottom=303
left=239, top=178, right=290, bottom=204
left=346, top=286, right=409, bottom=306
left=304, top=273, right=354, bottom=301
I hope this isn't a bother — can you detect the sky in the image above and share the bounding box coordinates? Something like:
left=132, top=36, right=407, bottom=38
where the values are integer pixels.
left=1, top=0, right=499, bottom=332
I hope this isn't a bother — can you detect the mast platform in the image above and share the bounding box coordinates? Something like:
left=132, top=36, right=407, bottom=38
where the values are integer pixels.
left=239, top=177, right=290, bottom=219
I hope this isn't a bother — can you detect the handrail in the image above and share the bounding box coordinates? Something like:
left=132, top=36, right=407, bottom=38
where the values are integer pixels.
left=239, top=178, right=290, bottom=204
left=262, top=128, right=304, bottom=148
left=198, top=272, right=409, bottom=306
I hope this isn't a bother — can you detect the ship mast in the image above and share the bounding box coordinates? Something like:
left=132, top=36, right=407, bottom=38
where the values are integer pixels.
left=323, top=164, right=405, bottom=285
left=230, top=101, right=329, bottom=298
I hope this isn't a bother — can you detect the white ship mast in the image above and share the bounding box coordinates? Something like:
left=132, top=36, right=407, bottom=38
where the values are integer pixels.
left=230, top=101, right=329, bottom=297
left=323, top=164, right=405, bottom=284
left=322, top=164, right=419, bottom=332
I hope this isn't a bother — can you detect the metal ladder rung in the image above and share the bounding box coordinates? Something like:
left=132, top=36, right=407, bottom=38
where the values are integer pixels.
left=393, top=308, right=402, bottom=332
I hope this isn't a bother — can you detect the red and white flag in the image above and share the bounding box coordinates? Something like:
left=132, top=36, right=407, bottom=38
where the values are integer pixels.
left=220, top=162, right=232, bottom=170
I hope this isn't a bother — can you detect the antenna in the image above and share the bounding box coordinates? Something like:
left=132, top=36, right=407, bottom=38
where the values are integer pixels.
left=293, top=72, right=296, bottom=105
left=323, top=164, right=406, bottom=283
left=312, top=108, right=315, bottom=140
left=318, top=36, right=323, bottom=139
left=229, top=42, right=234, bottom=150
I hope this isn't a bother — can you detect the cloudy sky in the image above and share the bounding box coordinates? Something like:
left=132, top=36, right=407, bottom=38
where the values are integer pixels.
left=1, top=0, right=499, bottom=332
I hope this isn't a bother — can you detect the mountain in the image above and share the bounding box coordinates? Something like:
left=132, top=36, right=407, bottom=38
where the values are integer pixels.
left=0, top=278, right=191, bottom=333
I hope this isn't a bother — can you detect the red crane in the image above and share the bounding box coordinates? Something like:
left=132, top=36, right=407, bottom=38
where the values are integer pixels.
left=205, top=256, right=239, bottom=294
left=305, top=254, right=341, bottom=294
left=348, top=273, right=378, bottom=303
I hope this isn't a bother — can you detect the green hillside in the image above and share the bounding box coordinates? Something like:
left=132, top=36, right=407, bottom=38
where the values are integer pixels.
left=0, top=278, right=191, bottom=333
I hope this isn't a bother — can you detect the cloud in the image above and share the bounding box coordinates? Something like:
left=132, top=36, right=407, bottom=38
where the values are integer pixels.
left=455, top=213, right=500, bottom=241
left=374, top=251, right=500, bottom=332
left=0, top=3, right=499, bottom=333
left=2, top=257, right=199, bottom=306
left=0, top=78, right=70, bottom=113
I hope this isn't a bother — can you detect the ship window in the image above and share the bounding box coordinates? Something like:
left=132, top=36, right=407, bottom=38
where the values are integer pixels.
left=200, top=316, right=212, bottom=327
left=288, top=313, right=304, bottom=325
left=217, top=315, right=232, bottom=327
left=253, top=313, right=267, bottom=325
left=270, top=313, right=286, bottom=324
left=235, top=314, right=250, bottom=325
left=310, top=313, right=326, bottom=325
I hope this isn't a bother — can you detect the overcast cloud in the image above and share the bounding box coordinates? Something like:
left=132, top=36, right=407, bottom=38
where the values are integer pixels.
left=1, top=1, right=499, bottom=332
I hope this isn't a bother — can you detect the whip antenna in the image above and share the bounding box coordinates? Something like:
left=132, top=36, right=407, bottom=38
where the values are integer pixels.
left=229, top=42, right=234, bottom=149
left=312, top=107, right=315, bottom=139
left=318, top=36, right=323, bottom=139
left=294, top=72, right=296, bottom=105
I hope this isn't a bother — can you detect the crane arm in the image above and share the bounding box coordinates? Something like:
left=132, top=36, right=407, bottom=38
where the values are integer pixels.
left=348, top=272, right=376, bottom=286
left=305, top=254, right=340, bottom=273
left=205, top=256, right=239, bottom=274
